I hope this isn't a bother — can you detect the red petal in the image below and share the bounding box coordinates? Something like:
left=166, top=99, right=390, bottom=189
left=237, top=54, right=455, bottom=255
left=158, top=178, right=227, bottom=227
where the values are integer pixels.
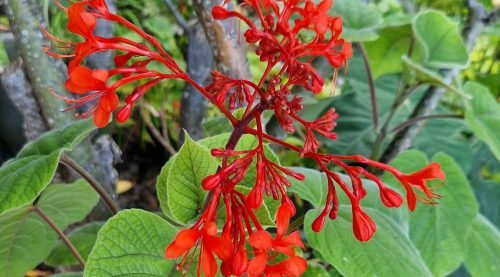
left=247, top=252, right=267, bottom=277
left=352, top=207, right=376, bottom=241
left=380, top=187, right=403, bottom=208
left=231, top=246, right=248, bottom=275
left=276, top=204, right=291, bottom=238
left=201, top=247, right=218, bottom=277
left=248, top=230, right=273, bottom=249
left=99, top=92, right=119, bottom=112
left=93, top=107, right=110, bottom=128
left=165, top=243, right=185, bottom=258
left=279, top=231, right=304, bottom=248
left=174, top=228, right=199, bottom=249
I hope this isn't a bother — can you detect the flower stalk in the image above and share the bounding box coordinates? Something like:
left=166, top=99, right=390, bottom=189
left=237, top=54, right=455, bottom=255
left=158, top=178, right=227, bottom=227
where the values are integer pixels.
left=47, top=1, right=445, bottom=276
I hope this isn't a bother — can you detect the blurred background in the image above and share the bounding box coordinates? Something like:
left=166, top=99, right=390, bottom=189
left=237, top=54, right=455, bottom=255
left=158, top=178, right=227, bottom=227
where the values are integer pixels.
left=0, top=0, right=498, bottom=276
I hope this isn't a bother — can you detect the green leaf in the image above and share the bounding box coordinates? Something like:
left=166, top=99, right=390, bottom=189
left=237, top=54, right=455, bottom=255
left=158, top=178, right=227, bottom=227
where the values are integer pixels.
left=305, top=208, right=432, bottom=277
left=0, top=180, right=99, bottom=277
left=364, top=25, right=412, bottom=79
left=84, top=209, right=177, bottom=277
left=165, top=134, right=218, bottom=224
left=389, top=151, right=479, bottom=276
left=413, top=10, right=468, bottom=68
left=464, top=82, right=500, bottom=160
left=16, top=119, right=94, bottom=158
left=46, top=222, right=104, bottom=266
left=157, top=155, right=176, bottom=221
left=332, top=0, right=383, bottom=42
left=0, top=119, right=95, bottom=214
left=287, top=167, right=326, bottom=208
left=464, top=214, right=500, bottom=277
left=302, top=262, right=329, bottom=277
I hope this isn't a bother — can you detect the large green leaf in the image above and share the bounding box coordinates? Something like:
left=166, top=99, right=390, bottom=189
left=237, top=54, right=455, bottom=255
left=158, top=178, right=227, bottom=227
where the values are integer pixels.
left=166, top=134, right=218, bottom=224
left=0, top=180, right=99, bottom=277
left=0, top=119, right=95, bottom=214
left=46, top=222, right=104, bottom=266
left=305, top=208, right=431, bottom=277
left=332, top=0, right=383, bottom=42
left=287, top=167, right=326, bottom=208
left=157, top=133, right=281, bottom=224
left=464, top=82, right=500, bottom=160
left=364, top=25, right=412, bottom=79
left=413, top=10, right=468, bottom=68
left=388, top=151, right=479, bottom=276
left=464, top=214, right=500, bottom=277
left=84, top=209, right=177, bottom=277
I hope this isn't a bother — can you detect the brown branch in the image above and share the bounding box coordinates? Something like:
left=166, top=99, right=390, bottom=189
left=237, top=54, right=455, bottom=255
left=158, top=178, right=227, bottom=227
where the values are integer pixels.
left=140, top=107, right=177, bottom=155
left=60, top=154, right=120, bottom=215
left=32, top=206, right=85, bottom=267
left=191, top=0, right=251, bottom=80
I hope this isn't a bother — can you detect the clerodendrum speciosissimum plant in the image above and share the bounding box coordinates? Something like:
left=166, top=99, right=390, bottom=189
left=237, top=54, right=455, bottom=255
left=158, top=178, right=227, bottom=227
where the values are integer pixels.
left=47, top=0, right=446, bottom=276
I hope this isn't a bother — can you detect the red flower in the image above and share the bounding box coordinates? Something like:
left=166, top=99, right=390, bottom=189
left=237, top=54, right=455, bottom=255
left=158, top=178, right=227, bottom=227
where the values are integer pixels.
left=165, top=222, right=232, bottom=277
left=247, top=205, right=305, bottom=277
left=397, top=162, right=445, bottom=211
left=67, top=3, right=97, bottom=37
left=65, top=66, right=108, bottom=94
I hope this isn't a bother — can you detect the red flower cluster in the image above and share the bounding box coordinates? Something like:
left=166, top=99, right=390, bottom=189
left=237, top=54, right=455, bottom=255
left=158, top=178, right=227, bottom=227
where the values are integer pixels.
left=48, top=0, right=445, bottom=276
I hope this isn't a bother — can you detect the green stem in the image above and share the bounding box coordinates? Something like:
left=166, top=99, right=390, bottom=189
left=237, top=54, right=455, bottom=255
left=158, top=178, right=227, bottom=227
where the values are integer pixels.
left=60, top=155, right=119, bottom=215
left=390, top=114, right=462, bottom=134
left=32, top=206, right=85, bottom=267
left=357, top=43, right=379, bottom=130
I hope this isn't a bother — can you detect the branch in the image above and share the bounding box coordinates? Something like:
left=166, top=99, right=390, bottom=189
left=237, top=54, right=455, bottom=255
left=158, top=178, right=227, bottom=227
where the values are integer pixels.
left=357, top=43, right=379, bottom=130
left=191, top=0, right=251, bottom=80
left=163, top=0, right=189, bottom=31
left=389, top=114, right=462, bottom=134
left=33, top=206, right=85, bottom=267
left=140, top=106, right=177, bottom=155
left=60, top=154, right=120, bottom=215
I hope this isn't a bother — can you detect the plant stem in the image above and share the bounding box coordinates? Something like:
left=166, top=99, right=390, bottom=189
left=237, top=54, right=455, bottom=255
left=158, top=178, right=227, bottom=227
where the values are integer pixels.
left=32, top=206, right=85, bottom=267
left=140, top=107, right=177, bottom=155
left=288, top=214, right=305, bottom=233
left=357, top=43, right=379, bottom=130
left=60, top=154, right=119, bottom=215
left=390, top=114, right=462, bottom=134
